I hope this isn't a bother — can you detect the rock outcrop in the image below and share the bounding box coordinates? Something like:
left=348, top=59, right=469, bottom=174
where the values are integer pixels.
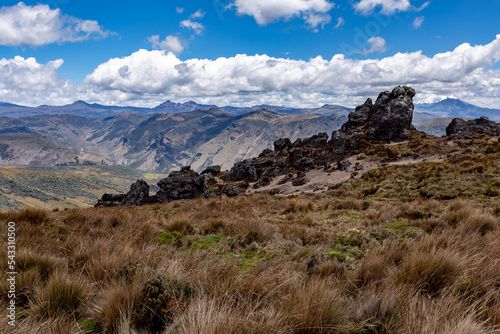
left=331, top=86, right=415, bottom=158
left=96, top=86, right=419, bottom=205
left=221, top=132, right=330, bottom=184
left=96, top=179, right=150, bottom=207
left=95, top=165, right=221, bottom=207
left=446, top=116, right=500, bottom=138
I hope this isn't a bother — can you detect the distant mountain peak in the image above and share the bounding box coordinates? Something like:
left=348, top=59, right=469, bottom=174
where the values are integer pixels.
left=72, top=100, right=90, bottom=106
left=415, top=97, right=500, bottom=120
left=435, top=97, right=470, bottom=106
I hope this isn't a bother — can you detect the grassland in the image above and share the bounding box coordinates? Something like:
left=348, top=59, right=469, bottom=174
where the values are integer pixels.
left=0, top=165, right=167, bottom=211
left=0, top=135, right=499, bottom=333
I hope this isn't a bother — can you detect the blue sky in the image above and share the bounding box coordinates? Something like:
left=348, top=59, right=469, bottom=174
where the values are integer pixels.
left=0, top=0, right=500, bottom=109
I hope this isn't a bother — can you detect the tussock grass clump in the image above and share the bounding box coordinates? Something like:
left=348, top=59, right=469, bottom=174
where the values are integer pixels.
left=164, top=216, right=193, bottom=235
left=280, top=278, right=347, bottom=333
left=441, top=202, right=498, bottom=234
left=95, top=280, right=142, bottom=332
left=394, top=248, right=462, bottom=295
left=0, top=207, right=50, bottom=225
left=16, top=250, right=63, bottom=280
left=33, top=271, right=88, bottom=319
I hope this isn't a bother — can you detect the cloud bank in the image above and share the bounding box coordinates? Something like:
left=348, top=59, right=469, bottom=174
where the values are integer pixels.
left=0, top=2, right=111, bottom=47
left=2, top=35, right=500, bottom=108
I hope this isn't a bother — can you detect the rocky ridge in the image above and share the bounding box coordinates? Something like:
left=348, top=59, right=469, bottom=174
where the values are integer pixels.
left=446, top=116, right=500, bottom=139
left=95, top=86, right=498, bottom=207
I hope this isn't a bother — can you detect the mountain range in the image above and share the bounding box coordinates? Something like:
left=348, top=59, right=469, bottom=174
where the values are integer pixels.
left=1, top=97, right=499, bottom=120
left=0, top=100, right=354, bottom=118
left=0, top=108, right=346, bottom=172
left=0, top=97, right=498, bottom=173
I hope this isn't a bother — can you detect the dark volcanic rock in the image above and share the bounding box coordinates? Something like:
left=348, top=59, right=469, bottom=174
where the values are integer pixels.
left=154, top=166, right=207, bottom=202
left=337, top=160, right=351, bottom=171
left=96, top=179, right=149, bottom=207
left=221, top=158, right=274, bottom=182
left=101, top=193, right=125, bottom=202
left=302, top=132, right=328, bottom=148
left=446, top=116, right=500, bottom=138
left=274, top=137, right=291, bottom=151
left=122, top=180, right=150, bottom=206
left=227, top=187, right=246, bottom=197
left=96, top=166, right=216, bottom=207
left=331, top=86, right=415, bottom=158
left=201, top=165, right=221, bottom=177
left=259, top=148, right=274, bottom=157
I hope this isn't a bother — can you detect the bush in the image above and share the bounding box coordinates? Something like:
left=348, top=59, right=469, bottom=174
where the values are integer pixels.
left=132, top=275, right=193, bottom=332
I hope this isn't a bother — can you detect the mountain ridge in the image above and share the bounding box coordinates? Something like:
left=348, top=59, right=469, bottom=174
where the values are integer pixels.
left=1, top=97, right=499, bottom=120
left=0, top=109, right=347, bottom=173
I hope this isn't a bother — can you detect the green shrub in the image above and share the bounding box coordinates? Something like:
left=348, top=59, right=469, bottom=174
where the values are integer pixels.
left=132, top=275, right=193, bottom=332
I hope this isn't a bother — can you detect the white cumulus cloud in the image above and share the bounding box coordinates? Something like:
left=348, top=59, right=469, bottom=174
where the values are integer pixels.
left=0, top=2, right=111, bottom=47
left=354, top=0, right=428, bottom=15
left=4, top=35, right=500, bottom=110
left=0, top=56, right=77, bottom=106
left=82, top=35, right=500, bottom=108
left=189, top=9, right=206, bottom=19
left=365, top=36, right=388, bottom=54
left=231, top=0, right=334, bottom=27
left=148, top=35, right=185, bottom=54
left=180, top=20, right=205, bottom=35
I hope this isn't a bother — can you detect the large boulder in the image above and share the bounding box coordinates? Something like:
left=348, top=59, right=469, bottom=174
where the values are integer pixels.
left=95, top=166, right=216, bottom=207
left=331, top=86, right=415, bottom=157
left=153, top=166, right=208, bottom=202
left=221, top=158, right=274, bottom=182
left=274, top=137, right=292, bottom=152
left=200, top=165, right=221, bottom=177
left=96, top=179, right=150, bottom=207
left=446, top=116, right=500, bottom=138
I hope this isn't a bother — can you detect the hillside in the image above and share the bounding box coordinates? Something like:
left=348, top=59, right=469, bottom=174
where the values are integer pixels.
left=1, top=134, right=499, bottom=333
left=0, top=109, right=347, bottom=173
left=0, top=165, right=166, bottom=211
left=1, top=86, right=500, bottom=333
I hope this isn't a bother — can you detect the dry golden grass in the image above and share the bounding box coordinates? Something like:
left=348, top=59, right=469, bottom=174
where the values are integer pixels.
left=1, top=141, right=500, bottom=333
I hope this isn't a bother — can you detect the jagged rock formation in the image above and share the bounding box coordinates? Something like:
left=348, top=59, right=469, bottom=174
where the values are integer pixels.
left=446, top=116, right=500, bottom=138
left=96, top=86, right=419, bottom=205
left=96, top=165, right=221, bottom=206
left=221, top=132, right=330, bottom=185
left=96, top=179, right=150, bottom=207
left=331, top=86, right=415, bottom=158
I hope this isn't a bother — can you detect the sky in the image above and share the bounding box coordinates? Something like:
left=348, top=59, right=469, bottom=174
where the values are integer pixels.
left=0, top=0, right=500, bottom=109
